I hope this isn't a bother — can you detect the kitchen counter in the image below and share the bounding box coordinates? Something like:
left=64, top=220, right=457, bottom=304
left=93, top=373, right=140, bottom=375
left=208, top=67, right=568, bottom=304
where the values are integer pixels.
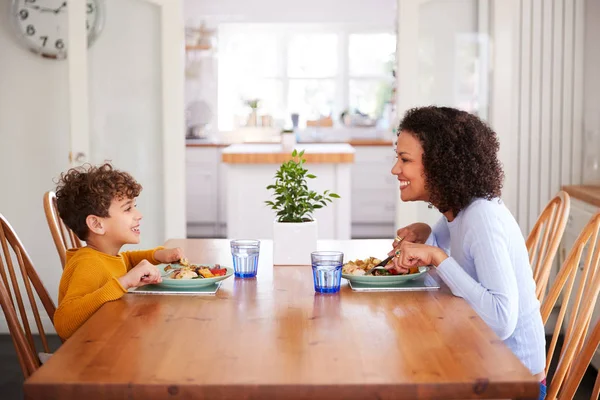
left=222, top=143, right=353, bottom=240
left=186, top=127, right=394, bottom=148
left=562, top=185, right=600, bottom=208
left=221, top=143, right=355, bottom=164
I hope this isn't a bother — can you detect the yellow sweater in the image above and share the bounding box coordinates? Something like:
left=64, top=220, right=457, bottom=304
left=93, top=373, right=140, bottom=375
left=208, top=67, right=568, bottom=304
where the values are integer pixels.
left=54, top=246, right=163, bottom=340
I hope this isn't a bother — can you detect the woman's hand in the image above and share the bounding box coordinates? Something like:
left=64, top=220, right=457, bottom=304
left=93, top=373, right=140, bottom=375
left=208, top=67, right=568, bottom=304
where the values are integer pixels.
left=386, top=241, right=448, bottom=274
left=154, top=247, right=185, bottom=263
left=392, top=223, right=432, bottom=248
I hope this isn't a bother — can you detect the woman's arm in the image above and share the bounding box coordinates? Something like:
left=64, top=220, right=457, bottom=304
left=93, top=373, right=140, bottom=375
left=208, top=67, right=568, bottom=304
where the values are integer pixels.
left=435, top=214, right=519, bottom=340
left=426, top=217, right=451, bottom=255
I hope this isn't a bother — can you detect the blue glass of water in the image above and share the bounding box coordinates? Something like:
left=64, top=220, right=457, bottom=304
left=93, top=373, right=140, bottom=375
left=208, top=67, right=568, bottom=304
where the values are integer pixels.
left=311, top=251, right=344, bottom=293
left=230, top=239, right=260, bottom=278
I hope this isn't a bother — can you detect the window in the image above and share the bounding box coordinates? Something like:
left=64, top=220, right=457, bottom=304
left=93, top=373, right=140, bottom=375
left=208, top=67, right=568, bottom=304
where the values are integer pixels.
left=217, top=25, right=396, bottom=131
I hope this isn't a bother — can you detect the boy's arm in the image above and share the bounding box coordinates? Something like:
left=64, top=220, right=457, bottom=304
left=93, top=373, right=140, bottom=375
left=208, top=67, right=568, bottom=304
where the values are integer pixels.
left=53, top=261, right=127, bottom=340
left=121, top=246, right=164, bottom=270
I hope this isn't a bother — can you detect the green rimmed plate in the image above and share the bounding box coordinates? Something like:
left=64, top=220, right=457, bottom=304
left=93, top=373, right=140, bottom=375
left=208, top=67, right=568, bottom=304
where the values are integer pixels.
left=156, top=264, right=234, bottom=288
left=342, top=266, right=430, bottom=286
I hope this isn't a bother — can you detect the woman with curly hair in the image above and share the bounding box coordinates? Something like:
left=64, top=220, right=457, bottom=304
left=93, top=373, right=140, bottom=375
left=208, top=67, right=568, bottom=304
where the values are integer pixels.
left=388, top=106, right=546, bottom=396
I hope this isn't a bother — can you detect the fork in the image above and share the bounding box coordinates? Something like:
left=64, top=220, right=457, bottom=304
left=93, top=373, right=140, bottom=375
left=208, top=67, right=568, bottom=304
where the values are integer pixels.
left=364, top=255, right=394, bottom=276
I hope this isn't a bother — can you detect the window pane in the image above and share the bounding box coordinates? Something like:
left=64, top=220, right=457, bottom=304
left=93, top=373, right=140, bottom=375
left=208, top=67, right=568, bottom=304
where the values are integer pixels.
left=218, top=31, right=282, bottom=130
left=349, top=33, right=396, bottom=76
left=349, top=79, right=393, bottom=119
left=288, top=34, right=338, bottom=78
left=288, top=79, right=336, bottom=123
left=220, top=32, right=280, bottom=77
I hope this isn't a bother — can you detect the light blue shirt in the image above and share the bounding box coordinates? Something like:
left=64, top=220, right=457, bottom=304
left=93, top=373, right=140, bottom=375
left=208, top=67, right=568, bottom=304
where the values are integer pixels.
left=427, top=198, right=545, bottom=375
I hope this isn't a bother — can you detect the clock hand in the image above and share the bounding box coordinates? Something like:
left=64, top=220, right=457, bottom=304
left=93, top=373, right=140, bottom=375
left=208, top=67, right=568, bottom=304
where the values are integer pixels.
left=54, top=2, right=67, bottom=14
left=26, top=5, right=56, bottom=13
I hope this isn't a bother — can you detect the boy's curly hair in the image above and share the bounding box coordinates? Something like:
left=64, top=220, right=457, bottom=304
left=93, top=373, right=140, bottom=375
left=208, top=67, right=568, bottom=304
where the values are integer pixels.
left=55, top=163, right=142, bottom=241
left=398, top=106, right=504, bottom=217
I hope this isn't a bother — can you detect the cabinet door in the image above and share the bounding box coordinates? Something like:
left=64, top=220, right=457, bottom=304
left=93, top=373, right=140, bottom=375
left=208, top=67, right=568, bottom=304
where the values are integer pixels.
left=186, top=148, right=218, bottom=224
left=351, top=147, right=397, bottom=225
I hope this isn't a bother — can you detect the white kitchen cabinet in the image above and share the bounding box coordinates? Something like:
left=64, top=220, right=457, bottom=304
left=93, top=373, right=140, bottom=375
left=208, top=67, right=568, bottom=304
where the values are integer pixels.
left=186, top=147, right=223, bottom=237
left=351, top=146, right=398, bottom=238
left=558, top=197, right=600, bottom=369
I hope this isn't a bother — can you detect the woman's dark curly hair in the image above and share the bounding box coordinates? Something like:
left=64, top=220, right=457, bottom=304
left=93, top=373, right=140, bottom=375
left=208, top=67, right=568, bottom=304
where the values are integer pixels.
left=55, top=163, right=142, bottom=240
left=398, top=106, right=504, bottom=217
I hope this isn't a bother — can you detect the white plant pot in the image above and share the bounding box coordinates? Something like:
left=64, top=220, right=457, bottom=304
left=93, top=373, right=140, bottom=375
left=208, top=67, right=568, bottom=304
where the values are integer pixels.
left=273, top=219, right=318, bottom=265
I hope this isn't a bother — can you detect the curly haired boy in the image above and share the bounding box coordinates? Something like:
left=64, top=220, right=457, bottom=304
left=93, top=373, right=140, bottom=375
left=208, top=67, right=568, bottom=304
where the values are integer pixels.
left=53, top=163, right=184, bottom=339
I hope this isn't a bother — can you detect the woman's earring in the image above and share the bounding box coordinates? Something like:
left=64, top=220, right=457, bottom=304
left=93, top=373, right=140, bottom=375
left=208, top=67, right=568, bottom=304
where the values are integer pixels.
left=427, top=203, right=434, bottom=209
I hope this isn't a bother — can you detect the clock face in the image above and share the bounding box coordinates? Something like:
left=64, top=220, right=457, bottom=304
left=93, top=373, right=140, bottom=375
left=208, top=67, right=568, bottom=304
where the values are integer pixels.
left=11, top=0, right=104, bottom=59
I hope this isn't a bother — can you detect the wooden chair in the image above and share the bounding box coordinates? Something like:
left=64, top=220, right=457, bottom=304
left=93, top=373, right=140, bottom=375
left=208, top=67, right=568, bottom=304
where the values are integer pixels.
left=43, top=191, right=82, bottom=269
left=0, top=213, right=57, bottom=378
left=540, top=211, right=600, bottom=398
left=527, top=191, right=571, bottom=302
left=556, top=314, right=600, bottom=400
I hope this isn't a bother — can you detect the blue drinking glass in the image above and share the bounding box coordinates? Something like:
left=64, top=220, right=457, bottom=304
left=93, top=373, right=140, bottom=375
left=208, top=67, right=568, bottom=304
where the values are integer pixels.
left=311, top=251, right=344, bottom=293
left=230, top=239, right=260, bottom=278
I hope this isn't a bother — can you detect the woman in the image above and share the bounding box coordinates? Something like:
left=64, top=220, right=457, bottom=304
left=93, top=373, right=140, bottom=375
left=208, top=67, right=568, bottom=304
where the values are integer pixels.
left=388, top=106, right=546, bottom=398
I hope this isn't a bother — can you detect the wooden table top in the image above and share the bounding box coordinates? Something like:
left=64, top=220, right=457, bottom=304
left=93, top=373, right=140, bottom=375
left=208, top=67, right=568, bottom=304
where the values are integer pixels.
left=25, top=239, right=539, bottom=400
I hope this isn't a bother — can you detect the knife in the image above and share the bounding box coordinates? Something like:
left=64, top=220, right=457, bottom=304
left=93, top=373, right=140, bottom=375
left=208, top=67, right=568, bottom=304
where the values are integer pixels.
left=365, top=255, right=394, bottom=275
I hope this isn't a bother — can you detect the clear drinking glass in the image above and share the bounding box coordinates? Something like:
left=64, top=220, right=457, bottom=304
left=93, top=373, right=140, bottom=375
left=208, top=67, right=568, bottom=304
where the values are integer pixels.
left=230, top=239, right=260, bottom=278
left=311, top=251, right=344, bottom=293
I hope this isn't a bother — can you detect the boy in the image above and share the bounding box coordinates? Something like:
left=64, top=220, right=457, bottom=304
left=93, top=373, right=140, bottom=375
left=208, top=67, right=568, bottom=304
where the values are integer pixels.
left=53, top=163, right=184, bottom=339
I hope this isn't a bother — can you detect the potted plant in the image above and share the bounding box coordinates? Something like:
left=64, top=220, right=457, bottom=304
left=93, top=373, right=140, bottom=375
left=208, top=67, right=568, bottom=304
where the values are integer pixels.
left=265, top=149, right=340, bottom=265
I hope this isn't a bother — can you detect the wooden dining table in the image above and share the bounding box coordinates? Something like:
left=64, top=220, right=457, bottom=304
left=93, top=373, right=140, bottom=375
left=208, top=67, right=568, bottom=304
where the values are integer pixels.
left=25, top=239, right=539, bottom=399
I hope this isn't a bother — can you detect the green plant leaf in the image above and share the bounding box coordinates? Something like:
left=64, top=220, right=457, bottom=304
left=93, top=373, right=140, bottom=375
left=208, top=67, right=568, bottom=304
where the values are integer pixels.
left=329, top=193, right=341, bottom=198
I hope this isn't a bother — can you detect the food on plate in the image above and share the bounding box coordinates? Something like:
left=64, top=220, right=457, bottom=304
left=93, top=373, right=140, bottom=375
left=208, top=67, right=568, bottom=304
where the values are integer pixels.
left=342, top=257, right=419, bottom=276
left=164, top=263, right=227, bottom=279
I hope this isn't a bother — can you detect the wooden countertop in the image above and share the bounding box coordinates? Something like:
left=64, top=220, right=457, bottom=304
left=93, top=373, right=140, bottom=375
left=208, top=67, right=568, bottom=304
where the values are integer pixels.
left=562, top=185, right=600, bottom=208
left=25, top=239, right=539, bottom=400
left=221, top=143, right=355, bottom=164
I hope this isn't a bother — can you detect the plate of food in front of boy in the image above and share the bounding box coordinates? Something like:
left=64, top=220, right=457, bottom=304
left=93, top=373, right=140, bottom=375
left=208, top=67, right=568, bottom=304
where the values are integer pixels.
left=342, top=257, right=429, bottom=286
left=157, top=261, right=234, bottom=288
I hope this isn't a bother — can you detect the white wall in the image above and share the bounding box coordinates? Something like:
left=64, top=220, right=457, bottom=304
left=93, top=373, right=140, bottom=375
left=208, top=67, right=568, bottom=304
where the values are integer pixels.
left=582, top=0, right=600, bottom=185
left=184, top=0, right=396, bottom=27
left=0, top=0, right=173, bottom=334
left=0, top=0, right=71, bottom=333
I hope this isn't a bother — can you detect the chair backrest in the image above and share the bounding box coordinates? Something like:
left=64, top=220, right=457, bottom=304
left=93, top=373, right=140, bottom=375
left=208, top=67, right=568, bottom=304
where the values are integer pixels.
left=527, top=191, right=571, bottom=302
left=43, top=191, right=82, bottom=269
left=541, top=212, right=600, bottom=398
left=0, top=213, right=57, bottom=378
left=557, top=314, right=600, bottom=400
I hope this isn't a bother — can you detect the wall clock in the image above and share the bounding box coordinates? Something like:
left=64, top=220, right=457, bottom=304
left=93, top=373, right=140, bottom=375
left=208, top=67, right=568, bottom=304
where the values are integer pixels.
left=10, top=0, right=105, bottom=59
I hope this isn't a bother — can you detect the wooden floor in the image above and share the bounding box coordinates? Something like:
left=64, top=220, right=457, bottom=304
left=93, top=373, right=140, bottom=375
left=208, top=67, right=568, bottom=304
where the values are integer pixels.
left=0, top=335, right=597, bottom=399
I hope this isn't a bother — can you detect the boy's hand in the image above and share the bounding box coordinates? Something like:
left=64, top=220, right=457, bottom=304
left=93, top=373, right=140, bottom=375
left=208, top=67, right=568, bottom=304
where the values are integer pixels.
left=154, top=247, right=185, bottom=264
left=118, top=260, right=162, bottom=289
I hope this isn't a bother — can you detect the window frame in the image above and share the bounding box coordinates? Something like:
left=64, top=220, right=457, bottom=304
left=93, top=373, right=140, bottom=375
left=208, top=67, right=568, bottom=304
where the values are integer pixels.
left=217, top=23, right=396, bottom=131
